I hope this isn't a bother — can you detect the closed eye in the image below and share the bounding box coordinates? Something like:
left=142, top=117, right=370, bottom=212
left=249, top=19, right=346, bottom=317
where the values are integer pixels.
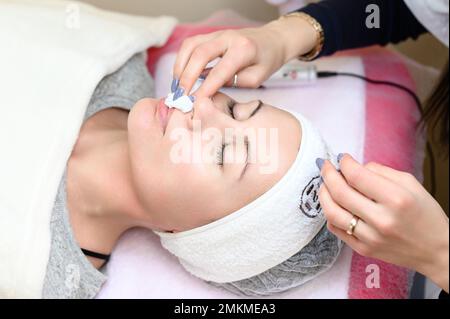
left=250, top=100, right=263, bottom=117
left=216, top=137, right=250, bottom=180
left=216, top=143, right=227, bottom=166
left=227, top=99, right=236, bottom=119
left=227, top=99, right=263, bottom=120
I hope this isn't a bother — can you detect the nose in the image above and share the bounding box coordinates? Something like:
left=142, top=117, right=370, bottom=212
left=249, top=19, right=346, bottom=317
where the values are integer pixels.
left=190, top=97, right=228, bottom=130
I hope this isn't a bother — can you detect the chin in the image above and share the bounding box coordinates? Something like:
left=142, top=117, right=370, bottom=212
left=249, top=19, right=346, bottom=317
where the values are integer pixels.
left=127, top=98, right=162, bottom=187
left=128, top=98, right=158, bottom=133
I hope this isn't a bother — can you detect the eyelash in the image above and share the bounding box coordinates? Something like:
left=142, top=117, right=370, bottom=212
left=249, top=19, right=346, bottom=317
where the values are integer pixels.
left=216, top=143, right=227, bottom=166
left=214, top=100, right=235, bottom=166
left=227, top=99, right=236, bottom=119
left=215, top=138, right=249, bottom=166
left=216, top=99, right=253, bottom=167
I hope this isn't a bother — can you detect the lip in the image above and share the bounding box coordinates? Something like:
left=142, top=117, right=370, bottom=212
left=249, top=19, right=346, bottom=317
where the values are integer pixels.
left=157, top=98, right=174, bottom=134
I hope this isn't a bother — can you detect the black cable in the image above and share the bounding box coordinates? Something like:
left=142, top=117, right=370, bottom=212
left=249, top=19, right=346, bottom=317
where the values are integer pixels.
left=317, top=71, right=436, bottom=196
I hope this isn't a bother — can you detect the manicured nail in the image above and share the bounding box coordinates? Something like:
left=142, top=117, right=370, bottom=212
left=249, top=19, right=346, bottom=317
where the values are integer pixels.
left=315, top=158, right=325, bottom=170
left=171, top=78, right=180, bottom=93
left=189, top=95, right=196, bottom=103
left=174, top=87, right=185, bottom=100
left=337, top=153, right=344, bottom=163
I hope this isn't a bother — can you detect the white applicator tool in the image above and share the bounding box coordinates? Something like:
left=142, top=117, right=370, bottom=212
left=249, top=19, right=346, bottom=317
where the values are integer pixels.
left=165, top=79, right=203, bottom=113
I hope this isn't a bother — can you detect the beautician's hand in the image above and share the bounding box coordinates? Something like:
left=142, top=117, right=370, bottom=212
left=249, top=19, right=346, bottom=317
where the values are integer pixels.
left=173, top=17, right=317, bottom=97
left=318, top=154, right=449, bottom=293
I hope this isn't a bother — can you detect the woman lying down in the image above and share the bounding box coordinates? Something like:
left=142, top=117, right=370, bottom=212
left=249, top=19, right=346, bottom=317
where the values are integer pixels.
left=43, top=52, right=342, bottom=298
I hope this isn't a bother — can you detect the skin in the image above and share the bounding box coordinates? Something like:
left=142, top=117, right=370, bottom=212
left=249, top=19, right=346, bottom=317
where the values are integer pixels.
left=172, top=15, right=449, bottom=292
left=173, top=17, right=317, bottom=97
left=67, top=92, right=301, bottom=269
left=319, top=155, right=449, bottom=293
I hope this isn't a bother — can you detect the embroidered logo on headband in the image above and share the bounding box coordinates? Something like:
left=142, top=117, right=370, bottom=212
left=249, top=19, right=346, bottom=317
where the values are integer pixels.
left=299, top=175, right=322, bottom=218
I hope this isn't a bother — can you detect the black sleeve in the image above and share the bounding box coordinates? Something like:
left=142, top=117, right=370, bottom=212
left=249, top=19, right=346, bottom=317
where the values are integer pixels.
left=297, top=0, right=427, bottom=58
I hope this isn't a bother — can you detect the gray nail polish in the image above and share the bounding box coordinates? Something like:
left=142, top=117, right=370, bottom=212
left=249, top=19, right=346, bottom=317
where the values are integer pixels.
left=315, top=158, right=325, bottom=170
left=174, top=87, right=185, bottom=100
left=337, top=153, right=344, bottom=163
left=171, top=78, right=179, bottom=93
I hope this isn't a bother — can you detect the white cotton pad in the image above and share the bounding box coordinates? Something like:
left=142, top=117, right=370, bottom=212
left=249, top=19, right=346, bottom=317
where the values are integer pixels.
left=164, top=78, right=203, bottom=113
left=164, top=93, right=194, bottom=113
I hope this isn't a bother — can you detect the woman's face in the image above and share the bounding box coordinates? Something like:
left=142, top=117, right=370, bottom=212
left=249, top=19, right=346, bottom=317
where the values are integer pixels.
left=127, top=93, right=301, bottom=232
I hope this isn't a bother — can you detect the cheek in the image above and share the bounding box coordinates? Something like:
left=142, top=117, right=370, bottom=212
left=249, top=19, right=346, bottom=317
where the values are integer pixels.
left=166, top=165, right=220, bottom=210
left=169, top=163, right=213, bottom=196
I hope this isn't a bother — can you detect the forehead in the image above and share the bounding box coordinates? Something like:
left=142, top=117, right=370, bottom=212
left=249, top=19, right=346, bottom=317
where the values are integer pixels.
left=194, top=101, right=302, bottom=226
left=236, top=103, right=302, bottom=195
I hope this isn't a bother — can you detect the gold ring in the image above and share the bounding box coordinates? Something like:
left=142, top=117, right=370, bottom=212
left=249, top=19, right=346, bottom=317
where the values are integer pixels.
left=346, top=216, right=359, bottom=236
left=232, top=74, right=238, bottom=88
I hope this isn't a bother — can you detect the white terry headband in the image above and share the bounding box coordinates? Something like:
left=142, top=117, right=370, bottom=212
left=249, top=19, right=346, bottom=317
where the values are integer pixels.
left=154, top=111, right=337, bottom=283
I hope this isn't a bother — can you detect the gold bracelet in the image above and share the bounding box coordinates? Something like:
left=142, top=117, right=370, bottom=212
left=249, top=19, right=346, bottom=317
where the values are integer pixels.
left=279, top=12, right=324, bottom=61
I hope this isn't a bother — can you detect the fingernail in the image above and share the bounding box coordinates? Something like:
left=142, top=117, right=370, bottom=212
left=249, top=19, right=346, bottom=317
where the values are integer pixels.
left=199, top=74, right=207, bottom=80
left=337, top=153, right=344, bottom=163
left=171, top=78, right=180, bottom=93
left=189, top=95, right=196, bottom=103
left=174, top=87, right=185, bottom=100
left=315, top=158, right=325, bottom=170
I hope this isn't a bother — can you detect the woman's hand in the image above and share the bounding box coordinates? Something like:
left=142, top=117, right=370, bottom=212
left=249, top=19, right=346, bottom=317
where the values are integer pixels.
left=318, top=154, right=449, bottom=292
left=172, top=17, right=317, bottom=98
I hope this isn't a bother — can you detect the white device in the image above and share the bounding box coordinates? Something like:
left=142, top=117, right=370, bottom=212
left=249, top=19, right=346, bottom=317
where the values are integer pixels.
left=262, top=61, right=317, bottom=88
